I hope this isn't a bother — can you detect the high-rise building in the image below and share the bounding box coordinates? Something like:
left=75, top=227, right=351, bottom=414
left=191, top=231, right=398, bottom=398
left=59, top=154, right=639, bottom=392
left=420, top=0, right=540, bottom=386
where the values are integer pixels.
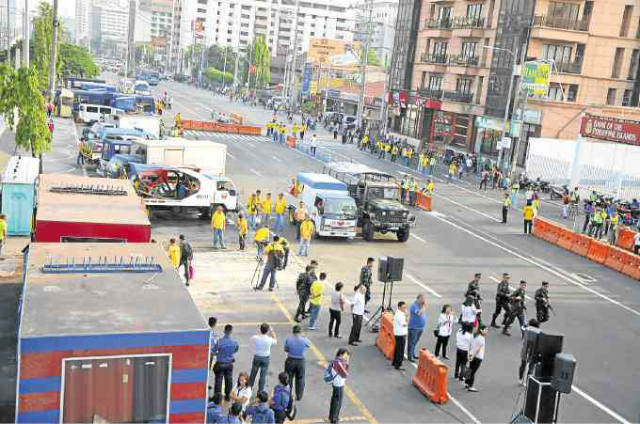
left=139, top=0, right=174, bottom=62
left=1, top=0, right=24, bottom=52
left=75, top=0, right=91, bottom=47
left=353, top=0, right=399, bottom=67
left=390, top=0, right=640, bottom=163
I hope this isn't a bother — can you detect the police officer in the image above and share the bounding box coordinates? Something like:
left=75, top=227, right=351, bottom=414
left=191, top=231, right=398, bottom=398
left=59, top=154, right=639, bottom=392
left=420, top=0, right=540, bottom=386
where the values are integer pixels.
left=503, top=280, right=527, bottom=336
left=491, top=272, right=511, bottom=328
left=294, top=266, right=312, bottom=322
left=465, top=273, right=483, bottom=324
left=534, top=281, right=551, bottom=323
left=359, top=257, right=375, bottom=305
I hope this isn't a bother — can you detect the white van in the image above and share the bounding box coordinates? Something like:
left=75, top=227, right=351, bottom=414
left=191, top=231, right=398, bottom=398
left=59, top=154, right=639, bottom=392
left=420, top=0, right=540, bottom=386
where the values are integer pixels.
left=134, top=80, right=151, bottom=95
left=77, top=104, right=121, bottom=125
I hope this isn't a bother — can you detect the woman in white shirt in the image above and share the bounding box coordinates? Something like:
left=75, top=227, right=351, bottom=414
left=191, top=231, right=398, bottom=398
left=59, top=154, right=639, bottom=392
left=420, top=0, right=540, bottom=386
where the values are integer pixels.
left=434, top=304, right=455, bottom=359
left=465, top=325, right=488, bottom=392
left=230, top=372, right=252, bottom=411
left=348, top=285, right=366, bottom=346
left=460, top=296, right=478, bottom=327
left=454, top=322, right=474, bottom=381
left=329, top=282, right=348, bottom=338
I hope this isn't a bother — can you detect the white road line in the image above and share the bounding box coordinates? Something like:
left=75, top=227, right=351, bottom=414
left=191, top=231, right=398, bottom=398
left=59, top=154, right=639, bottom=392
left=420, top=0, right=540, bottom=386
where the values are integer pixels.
left=250, top=168, right=262, bottom=177
left=410, top=233, right=426, bottom=243
left=406, top=273, right=443, bottom=298
left=426, top=213, right=640, bottom=318
left=571, top=385, right=631, bottom=424
left=435, top=193, right=502, bottom=223
left=488, top=276, right=533, bottom=300
left=271, top=155, right=282, bottom=162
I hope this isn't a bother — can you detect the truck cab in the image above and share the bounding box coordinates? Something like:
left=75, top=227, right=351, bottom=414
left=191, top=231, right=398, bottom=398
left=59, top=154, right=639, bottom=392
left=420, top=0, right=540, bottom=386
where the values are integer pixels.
left=288, top=172, right=357, bottom=239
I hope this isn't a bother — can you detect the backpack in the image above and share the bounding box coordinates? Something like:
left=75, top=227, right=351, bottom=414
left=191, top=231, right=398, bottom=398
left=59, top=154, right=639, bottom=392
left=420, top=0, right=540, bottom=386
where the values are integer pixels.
left=182, top=242, right=193, bottom=260
left=251, top=406, right=274, bottom=424
left=323, top=361, right=335, bottom=384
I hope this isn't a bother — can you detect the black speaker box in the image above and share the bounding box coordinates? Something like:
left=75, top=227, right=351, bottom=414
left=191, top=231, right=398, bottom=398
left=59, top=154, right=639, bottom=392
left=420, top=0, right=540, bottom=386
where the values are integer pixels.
left=533, top=333, right=563, bottom=377
left=524, top=377, right=557, bottom=423
left=377, top=257, right=388, bottom=282
left=386, top=257, right=404, bottom=281
left=551, top=353, right=576, bottom=394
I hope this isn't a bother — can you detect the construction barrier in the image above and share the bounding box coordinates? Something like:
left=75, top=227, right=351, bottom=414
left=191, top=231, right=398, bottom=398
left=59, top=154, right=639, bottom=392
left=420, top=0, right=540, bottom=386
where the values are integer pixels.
left=616, top=227, right=637, bottom=251
left=411, top=348, right=449, bottom=404
left=569, top=233, right=592, bottom=257
left=621, top=254, right=640, bottom=280
left=604, top=246, right=629, bottom=272
left=556, top=227, right=578, bottom=251
left=375, top=312, right=395, bottom=360
left=416, top=192, right=433, bottom=211
left=586, top=240, right=609, bottom=264
left=532, top=218, right=547, bottom=239
left=180, top=119, right=262, bottom=135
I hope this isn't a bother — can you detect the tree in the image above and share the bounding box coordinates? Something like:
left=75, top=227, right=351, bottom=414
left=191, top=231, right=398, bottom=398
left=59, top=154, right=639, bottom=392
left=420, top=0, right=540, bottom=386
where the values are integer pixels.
left=245, top=36, right=271, bottom=89
left=0, top=65, right=52, bottom=157
left=59, top=44, right=99, bottom=78
left=366, top=48, right=381, bottom=67
left=204, top=67, right=233, bottom=84
left=32, top=1, right=54, bottom=90
left=207, top=45, right=237, bottom=74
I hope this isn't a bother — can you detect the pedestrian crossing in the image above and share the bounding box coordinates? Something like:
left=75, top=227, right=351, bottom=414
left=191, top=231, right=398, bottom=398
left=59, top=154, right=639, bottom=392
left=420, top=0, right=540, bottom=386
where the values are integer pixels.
left=182, top=130, right=269, bottom=143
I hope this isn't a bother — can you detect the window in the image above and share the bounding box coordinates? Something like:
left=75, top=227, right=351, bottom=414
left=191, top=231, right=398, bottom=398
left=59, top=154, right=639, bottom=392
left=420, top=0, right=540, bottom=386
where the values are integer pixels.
left=567, top=84, right=578, bottom=102
left=455, top=115, right=469, bottom=137
left=621, top=5, right=633, bottom=37
left=461, top=41, right=477, bottom=59
left=547, top=2, right=579, bottom=22
left=197, top=8, right=206, bottom=13
left=542, top=44, right=572, bottom=64
left=628, top=49, right=639, bottom=80
left=438, top=6, right=452, bottom=20
left=456, top=78, right=473, bottom=94
left=606, top=88, right=617, bottom=105
left=612, top=47, right=624, bottom=78
left=428, top=74, right=443, bottom=90
left=432, top=41, right=448, bottom=57
left=467, top=3, right=482, bottom=20
left=547, top=83, right=564, bottom=101
left=622, top=89, right=633, bottom=106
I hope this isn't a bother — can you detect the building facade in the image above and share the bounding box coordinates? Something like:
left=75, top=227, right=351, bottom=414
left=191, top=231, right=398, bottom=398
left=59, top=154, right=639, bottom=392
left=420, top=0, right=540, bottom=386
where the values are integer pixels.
left=140, top=0, right=174, bottom=63
left=75, top=0, right=91, bottom=47
left=354, top=0, right=399, bottom=67
left=390, top=0, right=640, bottom=165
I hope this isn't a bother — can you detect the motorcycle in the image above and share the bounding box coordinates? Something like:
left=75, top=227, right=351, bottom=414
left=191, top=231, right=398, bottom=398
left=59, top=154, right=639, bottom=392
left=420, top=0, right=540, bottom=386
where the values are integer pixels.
left=550, top=184, right=568, bottom=200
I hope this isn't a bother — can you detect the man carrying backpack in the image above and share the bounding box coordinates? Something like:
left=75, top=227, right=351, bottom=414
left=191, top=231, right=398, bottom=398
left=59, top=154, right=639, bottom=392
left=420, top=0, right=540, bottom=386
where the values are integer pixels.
left=326, top=348, right=350, bottom=424
left=270, top=373, right=292, bottom=424
left=294, top=266, right=312, bottom=322
left=257, top=236, right=284, bottom=291
left=178, top=234, right=193, bottom=286
left=245, top=391, right=275, bottom=423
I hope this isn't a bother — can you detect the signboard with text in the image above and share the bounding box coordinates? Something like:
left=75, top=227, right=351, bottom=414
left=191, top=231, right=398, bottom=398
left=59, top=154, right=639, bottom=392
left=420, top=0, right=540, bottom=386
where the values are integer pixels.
left=580, top=114, right=640, bottom=146
left=521, top=62, right=550, bottom=96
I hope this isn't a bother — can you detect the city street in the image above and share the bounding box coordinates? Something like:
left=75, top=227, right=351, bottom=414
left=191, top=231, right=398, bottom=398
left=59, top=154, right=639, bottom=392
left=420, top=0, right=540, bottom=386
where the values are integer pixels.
left=2, top=77, right=636, bottom=423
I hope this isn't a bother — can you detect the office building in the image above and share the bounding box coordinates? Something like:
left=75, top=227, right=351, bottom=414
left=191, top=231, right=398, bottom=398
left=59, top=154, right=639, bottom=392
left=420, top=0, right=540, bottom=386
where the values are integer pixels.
left=75, top=0, right=91, bottom=47
left=353, top=0, right=399, bottom=67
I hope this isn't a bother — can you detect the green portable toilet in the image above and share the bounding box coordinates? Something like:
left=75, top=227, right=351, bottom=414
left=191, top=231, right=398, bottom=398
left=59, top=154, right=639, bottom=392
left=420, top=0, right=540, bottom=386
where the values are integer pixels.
left=1, top=156, right=39, bottom=236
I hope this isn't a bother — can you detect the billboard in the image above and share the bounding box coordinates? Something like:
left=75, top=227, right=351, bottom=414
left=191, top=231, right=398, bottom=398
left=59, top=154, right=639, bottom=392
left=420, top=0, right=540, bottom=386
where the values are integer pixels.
left=307, top=38, right=362, bottom=67
left=580, top=114, right=640, bottom=146
left=521, top=62, right=550, bottom=96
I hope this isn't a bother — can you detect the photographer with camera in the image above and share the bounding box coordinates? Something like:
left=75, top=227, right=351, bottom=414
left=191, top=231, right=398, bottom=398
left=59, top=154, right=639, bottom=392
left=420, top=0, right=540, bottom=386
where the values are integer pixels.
left=256, top=236, right=285, bottom=291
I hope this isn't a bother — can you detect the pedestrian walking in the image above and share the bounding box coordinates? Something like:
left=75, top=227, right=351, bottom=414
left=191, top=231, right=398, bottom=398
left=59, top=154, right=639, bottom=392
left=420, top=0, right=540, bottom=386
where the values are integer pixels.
left=274, top=193, right=287, bottom=232
left=408, top=177, right=417, bottom=206
left=502, top=193, right=512, bottom=223
left=294, top=266, right=312, bottom=322
left=308, top=272, right=326, bottom=330
left=245, top=390, right=276, bottom=423
left=249, top=323, right=278, bottom=393
left=392, top=301, right=409, bottom=370
left=454, top=322, right=473, bottom=380
left=329, top=282, right=347, bottom=338
left=327, top=348, right=350, bottom=424
left=429, top=155, right=437, bottom=176
left=434, top=304, right=454, bottom=359
left=491, top=273, right=511, bottom=328
left=359, top=257, right=374, bottom=306
left=523, top=201, right=535, bottom=234
left=465, top=273, right=483, bottom=325
left=230, top=372, right=252, bottom=412
left=447, top=162, right=457, bottom=183
left=479, top=169, right=489, bottom=191
left=407, top=294, right=427, bottom=362
left=237, top=212, right=248, bottom=250
left=294, top=202, right=307, bottom=241
left=534, top=281, right=551, bottom=323
left=256, top=237, right=284, bottom=291
left=248, top=193, right=259, bottom=230
left=310, top=134, right=318, bottom=156
left=465, top=325, right=487, bottom=392
left=460, top=296, right=478, bottom=328
left=348, top=284, right=366, bottom=346
left=211, top=206, right=227, bottom=249
left=270, top=373, right=291, bottom=424
left=178, top=234, right=193, bottom=286
left=503, top=280, right=527, bottom=336
left=213, top=324, right=239, bottom=401
left=284, top=325, right=312, bottom=401
left=298, top=215, right=315, bottom=256
left=168, top=238, right=180, bottom=269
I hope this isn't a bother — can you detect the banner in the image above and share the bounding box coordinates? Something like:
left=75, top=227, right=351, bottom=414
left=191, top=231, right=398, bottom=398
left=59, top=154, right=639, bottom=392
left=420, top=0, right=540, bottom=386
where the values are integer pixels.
left=521, top=62, right=550, bottom=95
left=302, top=65, right=312, bottom=95
left=580, top=114, right=640, bottom=146
left=307, top=38, right=362, bottom=67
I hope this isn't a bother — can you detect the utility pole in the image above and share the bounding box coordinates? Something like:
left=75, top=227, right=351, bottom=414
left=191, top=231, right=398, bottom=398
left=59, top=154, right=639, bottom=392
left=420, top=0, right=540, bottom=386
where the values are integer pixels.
left=22, top=0, right=29, bottom=66
left=356, top=0, right=372, bottom=130
left=126, top=0, right=136, bottom=78
left=47, top=0, right=58, bottom=100
left=233, top=47, right=240, bottom=92
left=288, top=0, right=300, bottom=108
left=222, top=47, right=228, bottom=90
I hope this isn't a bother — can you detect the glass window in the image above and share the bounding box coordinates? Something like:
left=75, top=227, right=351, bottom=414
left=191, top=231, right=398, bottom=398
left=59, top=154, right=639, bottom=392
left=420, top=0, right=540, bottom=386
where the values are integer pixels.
left=466, top=3, right=482, bottom=20
left=429, top=74, right=443, bottom=90
left=461, top=41, right=477, bottom=58
left=542, top=44, right=572, bottom=64
left=622, top=89, right=632, bottom=106
left=456, top=78, right=473, bottom=94
left=432, top=41, right=448, bottom=56
left=548, top=84, right=564, bottom=101
left=606, top=88, right=616, bottom=105
left=548, top=2, right=579, bottom=22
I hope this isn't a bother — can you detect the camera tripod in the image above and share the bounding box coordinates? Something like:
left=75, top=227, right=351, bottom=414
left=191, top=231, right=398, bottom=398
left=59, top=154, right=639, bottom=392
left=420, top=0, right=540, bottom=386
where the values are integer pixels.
left=365, top=274, right=395, bottom=332
left=250, top=257, right=280, bottom=291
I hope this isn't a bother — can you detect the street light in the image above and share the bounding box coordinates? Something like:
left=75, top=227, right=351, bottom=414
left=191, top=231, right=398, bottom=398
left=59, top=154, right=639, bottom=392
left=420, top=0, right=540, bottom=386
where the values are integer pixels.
left=483, top=45, right=517, bottom=172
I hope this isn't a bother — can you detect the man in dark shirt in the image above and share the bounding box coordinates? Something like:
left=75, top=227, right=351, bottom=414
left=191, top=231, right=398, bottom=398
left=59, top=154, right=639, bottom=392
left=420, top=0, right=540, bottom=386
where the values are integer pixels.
left=503, top=281, right=527, bottom=337
left=359, top=257, right=374, bottom=306
left=179, top=234, right=193, bottom=286
left=213, top=324, right=239, bottom=401
left=491, top=273, right=511, bottom=328
left=284, top=325, right=312, bottom=401
left=535, top=281, right=551, bottom=323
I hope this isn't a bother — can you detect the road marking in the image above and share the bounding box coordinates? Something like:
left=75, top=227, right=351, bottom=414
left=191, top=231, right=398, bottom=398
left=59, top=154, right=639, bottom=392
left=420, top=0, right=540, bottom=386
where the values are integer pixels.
left=271, top=295, right=379, bottom=424
left=426, top=212, right=640, bottom=318
left=227, top=321, right=292, bottom=327
left=410, top=233, right=426, bottom=243
left=488, top=276, right=533, bottom=300
left=290, top=417, right=366, bottom=424
left=571, top=385, right=631, bottom=424
left=249, top=168, right=262, bottom=177
left=271, top=155, right=282, bottom=162
left=405, top=273, right=442, bottom=298
left=435, top=193, right=502, bottom=223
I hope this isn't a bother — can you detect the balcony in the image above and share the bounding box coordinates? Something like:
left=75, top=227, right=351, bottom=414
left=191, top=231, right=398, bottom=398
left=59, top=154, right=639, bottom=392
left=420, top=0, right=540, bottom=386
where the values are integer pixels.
left=449, top=55, right=480, bottom=67
left=418, top=89, right=443, bottom=99
left=443, top=91, right=474, bottom=103
left=555, top=60, right=583, bottom=74
left=532, top=15, right=589, bottom=31
left=421, top=53, right=449, bottom=64
left=424, top=18, right=452, bottom=30
left=451, top=16, right=485, bottom=29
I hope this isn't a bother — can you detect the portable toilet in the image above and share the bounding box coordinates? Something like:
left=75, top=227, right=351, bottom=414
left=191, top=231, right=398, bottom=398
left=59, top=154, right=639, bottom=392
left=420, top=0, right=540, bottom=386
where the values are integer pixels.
left=1, top=156, right=39, bottom=236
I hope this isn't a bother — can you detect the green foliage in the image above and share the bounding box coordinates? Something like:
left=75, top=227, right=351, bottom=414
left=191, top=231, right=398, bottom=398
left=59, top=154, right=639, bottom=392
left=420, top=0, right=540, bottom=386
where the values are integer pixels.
left=59, top=44, right=99, bottom=78
left=301, top=100, right=316, bottom=115
left=244, top=36, right=271, bottom=88
left=204, top=67, right=234, bottom=83
left=367, top=48, right=381, bottom=66
left=0, top=65, right=51, bottom=156
left=32, top=1, right=54, bottom=90
left=207, top=45, right=237, bottom=73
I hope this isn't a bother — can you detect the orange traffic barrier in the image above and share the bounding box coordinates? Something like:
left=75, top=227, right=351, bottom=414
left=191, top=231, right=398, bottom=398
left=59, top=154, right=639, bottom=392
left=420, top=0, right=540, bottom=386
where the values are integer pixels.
left=616, top=227, right=637, bottom=251
left=532, top=218, right=547, bottom=240
left=412, top=348, right=449, bottom=404
left=556, top=227, right=577, bottom=251
left=621, top=254, right=640, bottom=280
left=604, top=246, right=629, bottom=272
left=586, top=240, right=609, bottom=264
left=569, top=233, right=592, bottom=257
left=416, top=192, right=433, bottom=211
left=543, top=220, right=561, bottom=244
left=375, top=312, right=395, bottom=360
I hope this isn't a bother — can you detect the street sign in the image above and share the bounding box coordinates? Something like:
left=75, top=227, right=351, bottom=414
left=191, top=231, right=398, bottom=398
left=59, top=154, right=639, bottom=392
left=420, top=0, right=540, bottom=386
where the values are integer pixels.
left=521, top=62, right=550, bottom=95
left=498, top=137, right=512, bottom=150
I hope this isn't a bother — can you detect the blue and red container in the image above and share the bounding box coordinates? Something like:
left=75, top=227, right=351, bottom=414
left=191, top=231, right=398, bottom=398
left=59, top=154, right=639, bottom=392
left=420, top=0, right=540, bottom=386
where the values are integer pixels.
left=16, top=243, right=209, bottom=423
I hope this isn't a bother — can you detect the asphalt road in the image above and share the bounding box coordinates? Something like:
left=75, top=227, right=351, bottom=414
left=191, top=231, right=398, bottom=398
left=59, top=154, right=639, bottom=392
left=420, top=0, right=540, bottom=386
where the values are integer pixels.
left=33, top=76, right=640, bottom=423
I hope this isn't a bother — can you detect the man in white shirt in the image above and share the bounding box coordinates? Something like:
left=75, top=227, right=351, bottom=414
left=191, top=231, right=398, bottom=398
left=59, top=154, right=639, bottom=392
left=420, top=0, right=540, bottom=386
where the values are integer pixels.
left=465, top=325, right=488, bottom=392
left=392, top=301, right=409, bottom=370
left=249, top=323, right=277, bottom=393
left=348, top=285, right=366, bottom=346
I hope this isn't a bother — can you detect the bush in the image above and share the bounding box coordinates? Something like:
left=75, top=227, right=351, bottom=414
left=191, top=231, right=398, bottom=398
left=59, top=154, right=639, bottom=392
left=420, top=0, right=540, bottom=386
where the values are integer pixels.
left=204, top=67, right=234, bottom=83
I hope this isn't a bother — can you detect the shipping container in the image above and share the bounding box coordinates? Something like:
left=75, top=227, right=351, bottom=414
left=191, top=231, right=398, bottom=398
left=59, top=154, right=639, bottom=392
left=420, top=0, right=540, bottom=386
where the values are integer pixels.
left=1, top=156, right=40, bottom=236
left=34, top=174, right=151, bottom=243
left=16, top=243, right=210, bottom=423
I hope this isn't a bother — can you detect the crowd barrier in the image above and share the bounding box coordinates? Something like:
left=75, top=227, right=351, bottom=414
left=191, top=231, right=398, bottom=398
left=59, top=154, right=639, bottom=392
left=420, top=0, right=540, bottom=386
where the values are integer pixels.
left=616, top=228, right=636, bottom=251
left=416, top=192, right=433, bottom=211
left=532, top=217, right=639, bottom=281
left=411, top=348, right=449, bottom=404
left=375, top=312, right=395, bottom=360
left=181, top=119, right=262, bottom=135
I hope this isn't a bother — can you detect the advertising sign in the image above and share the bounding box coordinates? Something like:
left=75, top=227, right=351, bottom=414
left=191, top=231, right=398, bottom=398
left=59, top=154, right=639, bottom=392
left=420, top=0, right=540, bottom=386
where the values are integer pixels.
left=580, top=114, right=640, bottom=146
left=302, top=65, right=313, bottom=95
left=521, top=62, right=551, bottom=95
left=307, top=38, right=362, bottom=67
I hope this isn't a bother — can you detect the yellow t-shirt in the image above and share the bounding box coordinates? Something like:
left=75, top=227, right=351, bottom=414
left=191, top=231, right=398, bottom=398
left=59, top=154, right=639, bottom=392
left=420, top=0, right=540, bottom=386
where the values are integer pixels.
left=255, top=227, right=270, bottom=242
left=300, top=220, right=315, bottom=240
left=523, top=206, right=535, bottom=220
left=0, top=219, right=6, bottom=240
left=262, top=198, right=273, bottom=214
left=237, top=218, right=248, bottom=235
left=275, top=197, right=287, bottom=214
left=168, top=244, right=180, bottom=268
left=309, top=280, right=324, bottom=306
left=212, top=211, right=226, bottom=229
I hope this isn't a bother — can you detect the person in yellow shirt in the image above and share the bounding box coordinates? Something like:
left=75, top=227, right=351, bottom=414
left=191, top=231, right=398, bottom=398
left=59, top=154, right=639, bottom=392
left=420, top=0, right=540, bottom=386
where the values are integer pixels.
left=279, top=125, right=286, bottom=144
left=423, top=179, right=435, bottom=196
left=448, top=162, right=457, bottom=183
left=211, top=206, right=227, bottom=249
left=301, top=123, right=307, bottom=140
left=298, top=215, right=315, bottom=256
left=168, top=238, right=181, bottom=268
left=307, top=272, right=327, bottom=330
left=254, top=224, right=270, bottom=259
left=0, top=214, right=7, bottom=257
left=391, top=145, right=399, bottom=162
left=254, top=190, right=264, bottom=226
left=291, top=124, right=299, bottom=139
left=523, top=201, right=535, bottom=234
left=274, top=192, right=287, bottom=231
left=276, top=235, right=290, bottom=269
left=248, top=193, right=258, bottom=229
left=256, top=235, right=285, bottom=291
left=237, top=212, right=248, bottom=251
left=262, top=193, right=273, bottom=228
left=294, top=201, right=308, bottom=241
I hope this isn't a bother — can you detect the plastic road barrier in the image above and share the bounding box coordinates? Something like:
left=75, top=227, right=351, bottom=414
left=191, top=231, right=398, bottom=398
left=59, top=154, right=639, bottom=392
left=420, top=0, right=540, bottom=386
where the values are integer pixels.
left=556, top=227, right=578, bottom=251
left=586, top=240, right=609, bottom=264
left=621, top=254, right=640, bottom=280
left=604, top=246, right=630, bottom=272
left=375, top=312, right=395, bottom=360
left=416, top=192, right=433, bottom=211
left=616, top=227, right=637, bottom=251
left=569, top=233, right=592, bottom=257
left=412, top=348, right=449, bottom=404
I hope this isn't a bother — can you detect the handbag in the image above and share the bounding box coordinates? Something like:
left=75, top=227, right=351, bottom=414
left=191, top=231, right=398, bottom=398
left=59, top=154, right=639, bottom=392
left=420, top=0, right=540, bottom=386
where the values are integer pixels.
left=188, top=261, right=194, bottom=280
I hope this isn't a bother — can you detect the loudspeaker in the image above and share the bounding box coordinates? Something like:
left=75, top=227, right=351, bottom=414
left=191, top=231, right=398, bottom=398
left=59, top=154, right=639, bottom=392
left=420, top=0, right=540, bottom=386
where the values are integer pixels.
left=532, top=333, right=563, bottom=377
left=524, top=376, right=557, bottom=423
left=377, top=257, right=388, bottom=282
left=551, top=353, right=576, bottom=394
left=523, top=327, right=542, bottom=360
left=386, top=257, right=404, bottom=281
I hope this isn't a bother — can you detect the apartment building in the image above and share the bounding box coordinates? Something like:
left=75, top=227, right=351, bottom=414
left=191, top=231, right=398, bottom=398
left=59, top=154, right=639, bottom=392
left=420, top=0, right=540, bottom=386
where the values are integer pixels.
left=353, top=0, right=400, bottom=66
left=140, top=0, right=174, bottom=61
left=75, top=0, right=91, bottom=47
left=392, top=0, right=640, bottom=162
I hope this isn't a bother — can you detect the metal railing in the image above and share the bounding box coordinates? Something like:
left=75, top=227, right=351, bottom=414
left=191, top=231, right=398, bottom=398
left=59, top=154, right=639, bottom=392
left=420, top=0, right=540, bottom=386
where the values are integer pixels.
left=443, top=91, right=474, bottom=103
left=449, top=55, right=480, bottom=67
left=424, top=16, right=485, bottom=30
left=417, top=89, right=444, bottom=99
left=555, top=60, right=583, bottom=74
left=421, top=53, right=449, bottom=64
left=424, top=18, right=452, bottom=29
left=532, top=14, right=589, bottom=31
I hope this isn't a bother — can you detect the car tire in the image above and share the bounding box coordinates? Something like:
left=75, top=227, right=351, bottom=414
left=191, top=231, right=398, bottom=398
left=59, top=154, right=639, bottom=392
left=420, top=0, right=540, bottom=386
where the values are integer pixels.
left=363, top=222, right=374, bottom=241
left=397, top=228, right=410, bottom=242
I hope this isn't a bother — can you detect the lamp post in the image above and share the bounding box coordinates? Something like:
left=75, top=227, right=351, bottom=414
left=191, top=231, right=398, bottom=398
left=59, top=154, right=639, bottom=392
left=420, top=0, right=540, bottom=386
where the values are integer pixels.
left=483, top=45, right=516, bottom=172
